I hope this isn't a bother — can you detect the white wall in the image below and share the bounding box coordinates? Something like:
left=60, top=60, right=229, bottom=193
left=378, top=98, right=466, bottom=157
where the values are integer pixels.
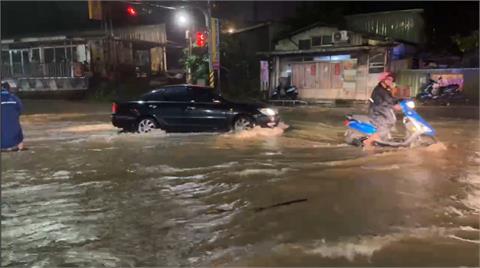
left=275, top=26, right=339, bottom=51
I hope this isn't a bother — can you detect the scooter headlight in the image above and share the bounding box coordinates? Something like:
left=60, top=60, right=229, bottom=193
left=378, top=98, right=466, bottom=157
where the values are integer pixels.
left=259, top=108, right=277, bottom=116
left=406, top=100, right=415, bottom=109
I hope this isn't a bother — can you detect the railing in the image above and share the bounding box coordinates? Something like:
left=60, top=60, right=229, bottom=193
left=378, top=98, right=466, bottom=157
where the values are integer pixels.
left=1, top=62, right=74, bottom=78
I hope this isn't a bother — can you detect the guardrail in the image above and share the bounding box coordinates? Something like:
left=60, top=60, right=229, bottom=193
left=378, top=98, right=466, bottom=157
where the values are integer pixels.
left=1, top=62, right=76, bottom=78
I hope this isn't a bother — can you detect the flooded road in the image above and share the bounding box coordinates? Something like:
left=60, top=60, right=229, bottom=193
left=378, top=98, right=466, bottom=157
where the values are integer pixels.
left=2, top=100, right=479, bottom=267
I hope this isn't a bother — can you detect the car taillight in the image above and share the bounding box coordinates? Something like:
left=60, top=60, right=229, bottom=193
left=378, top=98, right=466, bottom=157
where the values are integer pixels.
left=112, top=103, right=118, bottom=114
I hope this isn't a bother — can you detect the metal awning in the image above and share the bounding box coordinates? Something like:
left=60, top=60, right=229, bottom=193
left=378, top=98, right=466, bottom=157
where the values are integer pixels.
left=257, top=44, right=395, bottom=56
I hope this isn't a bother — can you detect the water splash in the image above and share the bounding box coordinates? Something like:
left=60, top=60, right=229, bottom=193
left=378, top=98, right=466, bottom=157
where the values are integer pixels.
left=226, top=122, right=289, bottom=139
left=424, top=142, right=448, bottom=152
left=59, top=124, right=116, bottom=133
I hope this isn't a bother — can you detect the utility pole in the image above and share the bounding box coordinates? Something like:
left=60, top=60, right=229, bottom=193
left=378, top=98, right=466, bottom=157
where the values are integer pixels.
left=185, top=29, right=191, bottom=83
left=127, top=1, right=217, bottom=89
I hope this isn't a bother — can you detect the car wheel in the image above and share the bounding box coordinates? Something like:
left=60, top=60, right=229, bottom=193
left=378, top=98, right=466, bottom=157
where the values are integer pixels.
left=233, top=116, right=254, bottom=132
left=137, top=118, right=158, bottom=133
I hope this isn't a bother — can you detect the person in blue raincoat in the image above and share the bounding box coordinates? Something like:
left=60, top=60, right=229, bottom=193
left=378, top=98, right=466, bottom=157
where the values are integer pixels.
left=1, top=81, right=25, bottom=151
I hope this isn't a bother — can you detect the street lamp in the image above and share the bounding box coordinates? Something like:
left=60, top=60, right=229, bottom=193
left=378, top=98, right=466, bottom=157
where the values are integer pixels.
left=127, top=2, right=217, bottom=91
left=175, top=10, right=194, bottom=84
left=175, top=11, right=190, bottom=27
left=174, top=6, right=214, bottom=89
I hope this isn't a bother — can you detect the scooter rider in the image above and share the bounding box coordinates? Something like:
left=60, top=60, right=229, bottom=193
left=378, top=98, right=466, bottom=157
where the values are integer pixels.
left=363, top=72, right=402, bottom=149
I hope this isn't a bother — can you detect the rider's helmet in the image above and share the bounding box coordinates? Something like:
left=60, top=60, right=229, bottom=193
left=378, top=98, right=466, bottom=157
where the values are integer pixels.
left=379, top=72, right=394, bottom=82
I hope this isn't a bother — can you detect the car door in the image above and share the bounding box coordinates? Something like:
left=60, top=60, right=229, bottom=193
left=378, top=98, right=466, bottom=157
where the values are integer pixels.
left=157, top=86, right=191, bottom=131
left=185, top=86, right=229, bottom=131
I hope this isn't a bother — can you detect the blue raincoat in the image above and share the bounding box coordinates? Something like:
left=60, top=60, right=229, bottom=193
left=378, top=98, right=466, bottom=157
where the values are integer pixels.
left=1, top=89, right=24, bottom=149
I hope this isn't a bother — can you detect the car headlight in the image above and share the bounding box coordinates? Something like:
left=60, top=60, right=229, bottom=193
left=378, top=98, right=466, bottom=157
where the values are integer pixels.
left=406, top=101, right=415, bottom=109
left=259, top=108, right=277, bottom=116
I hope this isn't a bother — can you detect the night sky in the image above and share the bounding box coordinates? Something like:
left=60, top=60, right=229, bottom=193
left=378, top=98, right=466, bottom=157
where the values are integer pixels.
left=1, top=1, right=478, bottom=51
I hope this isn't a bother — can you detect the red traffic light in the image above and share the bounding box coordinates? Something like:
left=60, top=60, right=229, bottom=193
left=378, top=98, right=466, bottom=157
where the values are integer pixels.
left=126, top=6, right=137, bottom=16
left=196, top=32, right=207, bottom=47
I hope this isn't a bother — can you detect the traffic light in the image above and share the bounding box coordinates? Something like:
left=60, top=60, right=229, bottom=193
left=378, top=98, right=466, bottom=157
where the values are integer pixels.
left=126, top=5, right=138, bottom=16
left=196, top=31, right=207, bottom=47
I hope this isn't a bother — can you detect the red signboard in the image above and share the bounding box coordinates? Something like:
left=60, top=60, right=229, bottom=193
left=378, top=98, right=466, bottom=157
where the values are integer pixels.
left=335, top=63, right=341, bottom=75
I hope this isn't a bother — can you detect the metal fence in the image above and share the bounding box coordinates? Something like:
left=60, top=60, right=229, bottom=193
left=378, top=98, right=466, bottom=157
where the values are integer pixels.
left=396, top=68, right=479, bottom=102
left=1, top=62, right=73, bottom=78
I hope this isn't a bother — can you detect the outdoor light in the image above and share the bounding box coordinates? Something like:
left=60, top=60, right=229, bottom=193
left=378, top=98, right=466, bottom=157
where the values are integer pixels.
left=228, top=28, right=235, bottom=34
left=406, top=100, right=415, bottom=109
left=259, top=108, right=277, bottom=116
left=196, top=31, right=207, bottom=47
left=126, top=6, right=137, bottom=16
left=176, top=11, right=190, bottom=27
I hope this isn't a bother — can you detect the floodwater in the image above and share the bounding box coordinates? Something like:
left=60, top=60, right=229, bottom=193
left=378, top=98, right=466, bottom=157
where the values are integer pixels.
left=2, top=100, right=479, bottom=267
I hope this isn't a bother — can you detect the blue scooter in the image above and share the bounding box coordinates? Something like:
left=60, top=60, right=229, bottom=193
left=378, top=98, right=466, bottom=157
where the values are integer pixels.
left=344, top=99, right=437, bottom=147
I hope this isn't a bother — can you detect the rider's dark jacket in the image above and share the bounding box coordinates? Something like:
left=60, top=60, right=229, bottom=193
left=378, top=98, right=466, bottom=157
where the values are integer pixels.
left=368, top=83, right=397, bottom=138
left=1, top=88, right=24, bottom=149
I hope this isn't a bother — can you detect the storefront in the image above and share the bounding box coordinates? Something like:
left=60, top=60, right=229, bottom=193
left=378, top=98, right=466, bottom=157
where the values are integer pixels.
left=263, top=46, right=393, bottom=101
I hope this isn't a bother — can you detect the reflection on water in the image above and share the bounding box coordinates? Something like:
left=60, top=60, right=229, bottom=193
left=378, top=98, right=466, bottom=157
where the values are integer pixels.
left=1, top=101, right=479, bottom=267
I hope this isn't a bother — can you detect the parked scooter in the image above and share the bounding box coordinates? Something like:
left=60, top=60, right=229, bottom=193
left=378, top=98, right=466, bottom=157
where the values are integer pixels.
left=344, top=99, right=437, bottom=147
left=271, top=85, right=298, bottom=100
left=416, top=77, right=467, bottom=105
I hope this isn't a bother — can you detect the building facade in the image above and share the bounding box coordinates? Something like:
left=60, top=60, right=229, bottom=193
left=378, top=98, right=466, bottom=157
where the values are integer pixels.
left=1, top=24, right=167, bottom=92
left=259, top=9, right=429, bottom=101
left=259, top=23, right=396, bottom=101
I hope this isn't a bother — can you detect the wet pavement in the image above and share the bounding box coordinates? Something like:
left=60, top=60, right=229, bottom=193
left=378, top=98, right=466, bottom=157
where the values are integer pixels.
left=2, top=100, right=479, bottom=267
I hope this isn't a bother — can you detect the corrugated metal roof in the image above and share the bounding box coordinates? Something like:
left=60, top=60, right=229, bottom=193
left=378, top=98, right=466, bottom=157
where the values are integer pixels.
left=345, top=9, right=425, bottom=44
left=345, top=9, right=424, bottom=18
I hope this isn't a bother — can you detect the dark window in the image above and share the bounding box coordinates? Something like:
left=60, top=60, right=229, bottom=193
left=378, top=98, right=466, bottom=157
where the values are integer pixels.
left=44, top=48, right=54, bottom=63
left=31, top=49, right=40, bottom=62
left=65, top=47, right=77, bottom=62
left=311, top=36, right=322, bottom=47
left=11, top=50, right=21, bottom=63
left=1, top=51, right=9, bottom=63
left=142, top=90, right=165, bottom=101
left=322, top=35, right=333, bottom=45
left=55, top=47, right=66, bottom=62
left=191, top=87, right=216, bottom=102
left=298, top=39, right=311, bottom=50
left=164, top=86, right=190, bottom=102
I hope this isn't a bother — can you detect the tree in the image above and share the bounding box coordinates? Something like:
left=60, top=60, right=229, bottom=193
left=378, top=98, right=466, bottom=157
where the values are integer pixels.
left=220, top=34, right=262, bottom=99
left=283, top=2, right=347, bottom=30
left=452, top=30, right=479, bottom=53
left=179, top=47, right=209, bottom=84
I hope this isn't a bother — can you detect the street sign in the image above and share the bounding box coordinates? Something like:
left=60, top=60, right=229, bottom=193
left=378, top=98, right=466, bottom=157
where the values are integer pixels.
left=88, top=0, right=103, bottom=20
left=210, top=18, right=220, bottom=69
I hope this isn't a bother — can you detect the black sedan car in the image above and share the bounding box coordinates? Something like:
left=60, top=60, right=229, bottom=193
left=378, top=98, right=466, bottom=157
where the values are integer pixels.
left=112, top=84, right=280, bottom=133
